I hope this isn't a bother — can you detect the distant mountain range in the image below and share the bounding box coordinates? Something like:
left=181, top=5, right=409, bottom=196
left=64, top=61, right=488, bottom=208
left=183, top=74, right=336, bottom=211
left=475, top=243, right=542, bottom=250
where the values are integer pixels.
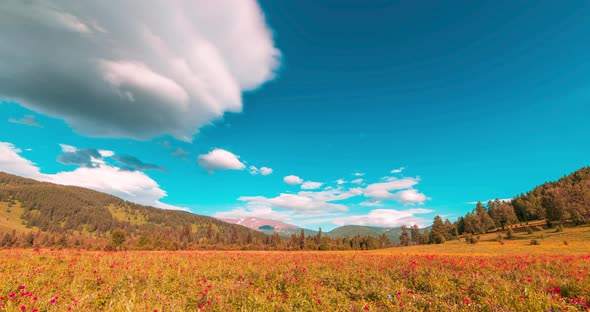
left=218, top=217, right=410, bottom=242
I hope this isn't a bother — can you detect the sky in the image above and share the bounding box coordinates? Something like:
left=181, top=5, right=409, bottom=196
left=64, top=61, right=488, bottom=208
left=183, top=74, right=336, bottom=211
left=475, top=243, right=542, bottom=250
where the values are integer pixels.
left=1, top=0, right=589, bottom=231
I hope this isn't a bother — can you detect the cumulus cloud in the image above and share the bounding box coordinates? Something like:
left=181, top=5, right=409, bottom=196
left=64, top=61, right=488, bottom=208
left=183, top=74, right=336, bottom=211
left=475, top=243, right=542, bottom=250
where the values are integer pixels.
left=332, top=208, right=433, bottom=228
left=363, top=177, right=429, bottom=205
left=353, top=172, right=365, bottom=177
left=351, top=178, right=363, bottom=184
left=113, top=154, right=164, bottom=171
left=239, top=193, right=348, bottom=214
left=0, top=142, right=184, bottom=210
left=336, top=179, right=346, bottom=185
left=395, top=189, right=429, bottom=205
left=301, top=181, right=323, bottom=190
left=259, top=167, right=273, bottom=176
left=249, top=166, right=273, bottom=176
left=283, top=175, right=303, bottom=185
left=0, top=1, right=280, bottom=140
left=235, top=187, right=364, bottom=218
left=8, top=115, right=43, bottom=128
left=198, top=148, right=245, bottom=173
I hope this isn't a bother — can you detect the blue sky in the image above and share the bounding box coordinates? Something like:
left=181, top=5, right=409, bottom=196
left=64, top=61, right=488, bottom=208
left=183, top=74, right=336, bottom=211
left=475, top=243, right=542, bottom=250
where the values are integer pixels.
left=1, top=1, right=589, bottom=230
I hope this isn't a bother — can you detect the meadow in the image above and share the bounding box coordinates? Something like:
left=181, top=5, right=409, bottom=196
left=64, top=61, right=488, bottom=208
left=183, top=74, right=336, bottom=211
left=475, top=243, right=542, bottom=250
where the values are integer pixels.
left=1, top=225, right=589, bottom=312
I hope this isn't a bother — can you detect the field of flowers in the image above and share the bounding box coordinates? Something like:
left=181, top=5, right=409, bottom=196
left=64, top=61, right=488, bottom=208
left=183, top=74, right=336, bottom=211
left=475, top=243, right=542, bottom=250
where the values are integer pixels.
left=1, top=248, right=589, bottom=312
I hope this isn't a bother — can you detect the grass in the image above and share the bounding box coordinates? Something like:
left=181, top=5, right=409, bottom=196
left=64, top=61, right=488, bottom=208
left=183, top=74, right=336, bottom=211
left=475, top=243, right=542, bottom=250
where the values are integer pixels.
left=384, top=222, right=590, bottom=256
left=1, top=222, right=589, bottom=311
left=0, top=202, right=34, bottom=233
left=107, top=205, right=148, bottom=226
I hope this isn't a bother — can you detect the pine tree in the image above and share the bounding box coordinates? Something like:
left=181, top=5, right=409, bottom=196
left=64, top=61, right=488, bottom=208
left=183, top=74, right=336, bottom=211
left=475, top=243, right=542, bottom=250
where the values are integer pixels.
left=430, top=215, right=446, bottom=244
left=399, top=225, right=410, bottom=246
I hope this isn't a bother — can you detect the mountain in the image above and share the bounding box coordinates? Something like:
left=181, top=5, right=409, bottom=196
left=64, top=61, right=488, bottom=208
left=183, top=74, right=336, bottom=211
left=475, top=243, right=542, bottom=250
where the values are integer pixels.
left=219, top=217, right=408, bottom=242
left=218, top=217, right=318, bottom=236
left=0, top=172, right=269, bottom=249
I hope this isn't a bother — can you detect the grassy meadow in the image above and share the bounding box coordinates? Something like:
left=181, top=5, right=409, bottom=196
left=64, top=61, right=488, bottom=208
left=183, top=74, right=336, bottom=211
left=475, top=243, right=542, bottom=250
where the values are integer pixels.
left=1, top=224, right=589, bottom=311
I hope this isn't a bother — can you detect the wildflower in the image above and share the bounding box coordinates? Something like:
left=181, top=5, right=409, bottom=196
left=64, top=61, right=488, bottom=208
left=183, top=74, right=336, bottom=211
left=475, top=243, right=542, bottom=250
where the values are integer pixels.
left=463, top=297, right=470, bottom=305
left=364, top=306, right=370, bottom=310
left=20, top=305, right=26, bottom=311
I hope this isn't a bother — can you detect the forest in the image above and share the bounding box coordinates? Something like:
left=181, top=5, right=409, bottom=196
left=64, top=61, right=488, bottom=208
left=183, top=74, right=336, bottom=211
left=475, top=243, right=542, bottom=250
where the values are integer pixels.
left=1, top=167, right=589, bottom=251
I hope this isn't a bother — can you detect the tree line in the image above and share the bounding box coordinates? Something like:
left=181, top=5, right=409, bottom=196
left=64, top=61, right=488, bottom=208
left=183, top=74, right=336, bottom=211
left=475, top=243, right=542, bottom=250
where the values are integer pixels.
left=398, top=167, right=590, bottom=245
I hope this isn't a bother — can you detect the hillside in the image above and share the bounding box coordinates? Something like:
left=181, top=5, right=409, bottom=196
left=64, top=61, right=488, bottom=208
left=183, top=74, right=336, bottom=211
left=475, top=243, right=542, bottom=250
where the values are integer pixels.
left=0, top=172, right=268, bottom=250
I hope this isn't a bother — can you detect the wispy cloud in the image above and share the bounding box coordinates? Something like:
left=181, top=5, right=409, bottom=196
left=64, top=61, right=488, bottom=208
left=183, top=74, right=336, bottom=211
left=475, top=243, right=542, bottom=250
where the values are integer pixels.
left=8, top=115, right=43, bottom=128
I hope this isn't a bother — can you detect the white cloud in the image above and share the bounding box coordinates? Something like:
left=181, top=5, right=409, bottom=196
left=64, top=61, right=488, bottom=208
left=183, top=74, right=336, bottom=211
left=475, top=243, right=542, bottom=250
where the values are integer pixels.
left=249, top=165, right=273, bottom=176
left=259, top=167, right=273, bottom=176
left=248, top=165, right=258, bottom=175
left=198, top=148, right=245, bottom=173
left=283, top=175, right=303, bottom=185
left=214, top=205, right=291, bottom=221
left=298, top=187, right=363, bottom=202
left=301, top=181, right=323, bottom=190
left=0, top=142, right=43, bottom=179
left=332, top=208, right=433, bottom=228
left=359, top=200, right=383, bottom=207
left=0, top=142, right=184, bottom=210
left=59, top=144, right=77, bottom=153
left=390, top=167, right=405, bottom=174
left=363, top=177, right=429, bottom=205
left=336, top=179, right=346, bottom=185
left=0, top=1, right=280, bottom=140
left=395, top=189, right=429, bottom=205
left=353, top=172, right=365, bottom=177
left=363, top=178, right=419, bottom=200
left=351, top=178, right=363, bottom=184
left=98, top=149, right=115, bottom=158
left=238, top=186, right=364, bottom=215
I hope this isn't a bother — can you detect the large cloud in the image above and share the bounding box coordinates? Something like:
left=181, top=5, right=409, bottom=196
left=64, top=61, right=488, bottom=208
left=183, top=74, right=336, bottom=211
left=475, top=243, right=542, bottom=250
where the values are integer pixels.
left=0, top=1, right=280, bottom=140
left=0, top=142, right=184, bottom=210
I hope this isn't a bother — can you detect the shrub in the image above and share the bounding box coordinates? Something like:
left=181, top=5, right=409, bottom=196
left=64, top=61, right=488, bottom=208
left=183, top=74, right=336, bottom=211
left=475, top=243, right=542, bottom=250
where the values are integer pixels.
left=526, top=227, right=533, bottom=234
left=465, top=234, right=479, bottom=244
left=506, top=228, right=514, bottom=239
left=533, top=226, right=543, bottom=232
left=530, top=239, right=540, bottom=245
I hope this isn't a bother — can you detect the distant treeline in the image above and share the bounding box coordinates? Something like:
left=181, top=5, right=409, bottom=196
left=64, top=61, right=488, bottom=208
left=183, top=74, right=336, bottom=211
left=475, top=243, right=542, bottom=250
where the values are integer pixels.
left=399, top=167, right=590, bottom=245
left=0, top=172, right=391, bottom=251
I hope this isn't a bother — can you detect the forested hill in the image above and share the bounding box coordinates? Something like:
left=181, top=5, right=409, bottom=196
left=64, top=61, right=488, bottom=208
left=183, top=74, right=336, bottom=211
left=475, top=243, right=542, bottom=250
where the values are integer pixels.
left=450, top=166, right=590, bottom=240
left=0, top=172, right=269, bottom=250
left=512, top=166, right=590, bottom=224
